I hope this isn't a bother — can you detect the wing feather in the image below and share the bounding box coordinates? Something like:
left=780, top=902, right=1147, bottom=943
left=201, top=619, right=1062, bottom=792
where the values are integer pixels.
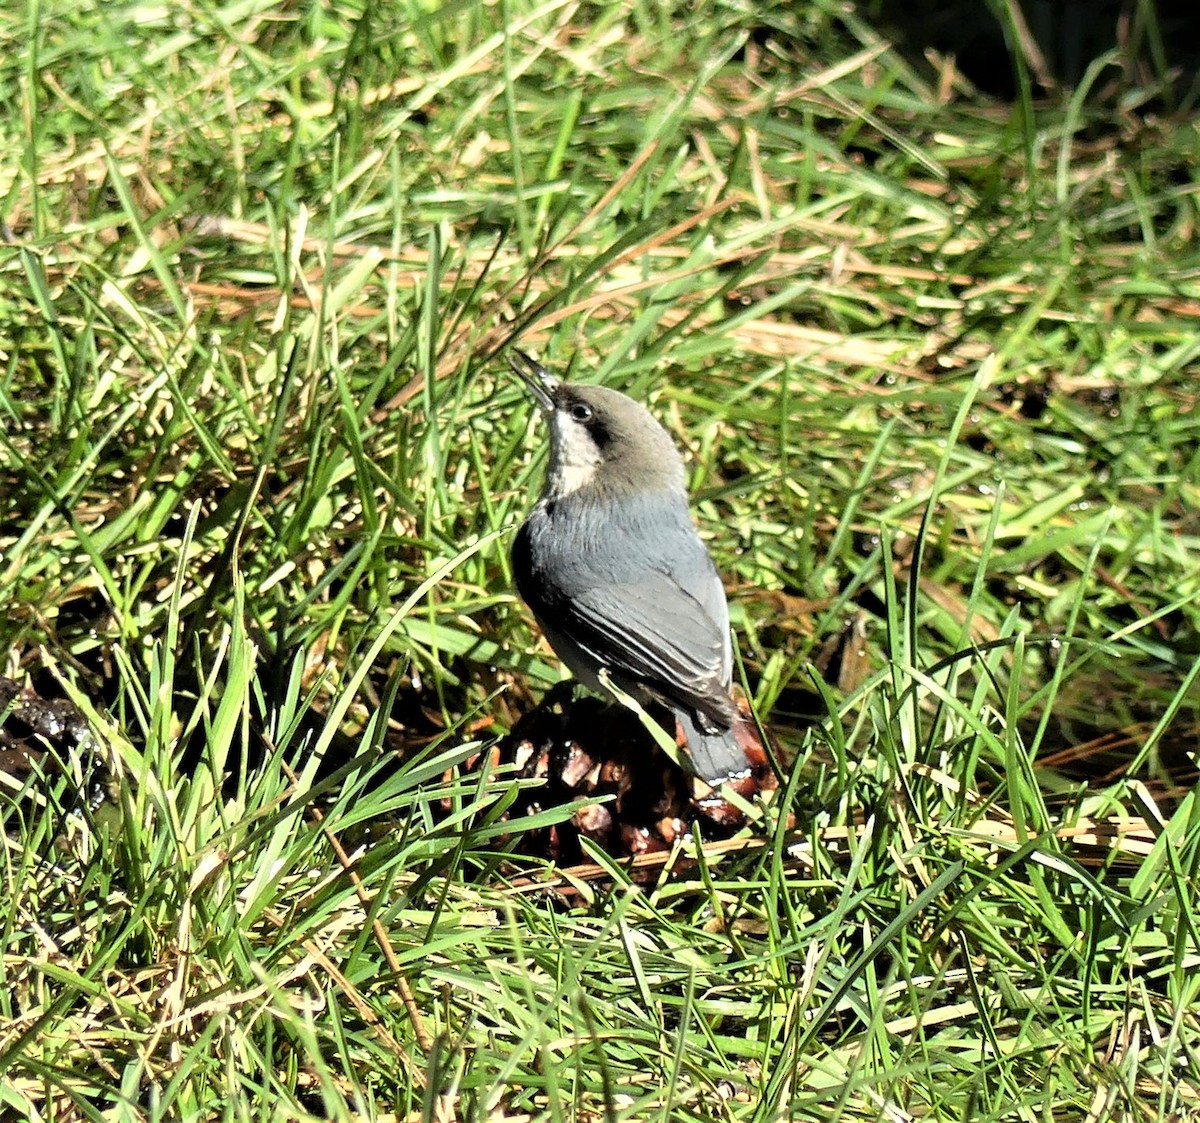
left=560, top=572, right=734, bottom=723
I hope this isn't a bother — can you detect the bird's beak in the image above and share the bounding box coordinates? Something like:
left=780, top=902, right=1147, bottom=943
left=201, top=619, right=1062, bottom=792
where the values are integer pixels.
left=508, top=349, right=558, bottom=413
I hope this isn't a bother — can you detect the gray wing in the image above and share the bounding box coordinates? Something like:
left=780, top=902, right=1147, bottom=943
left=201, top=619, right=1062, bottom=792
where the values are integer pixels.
left=560, top=569, right=735, bottom=725
left=689, top=559, right=733, bottom=684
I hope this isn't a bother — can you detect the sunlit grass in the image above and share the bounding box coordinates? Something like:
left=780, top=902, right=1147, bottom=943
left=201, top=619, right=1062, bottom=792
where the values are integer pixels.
left=1, top=0, right=1198, bottom=1118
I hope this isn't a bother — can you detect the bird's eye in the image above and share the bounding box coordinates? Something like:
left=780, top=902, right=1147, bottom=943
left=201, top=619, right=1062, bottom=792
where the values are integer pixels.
left=569, top=403, right=594, bottom=423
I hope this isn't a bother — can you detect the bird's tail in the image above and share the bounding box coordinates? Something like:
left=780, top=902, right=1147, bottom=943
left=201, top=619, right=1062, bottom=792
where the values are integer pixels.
left=674, top=706, right=767, bottom=787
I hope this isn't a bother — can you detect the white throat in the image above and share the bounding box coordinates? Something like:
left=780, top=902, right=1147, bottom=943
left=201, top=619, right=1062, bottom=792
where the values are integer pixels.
left=546, top=415, right=602, bottom=498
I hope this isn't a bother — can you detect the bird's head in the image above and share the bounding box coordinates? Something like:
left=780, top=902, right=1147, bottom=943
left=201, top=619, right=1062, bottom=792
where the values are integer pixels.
left=509, top=350, right=686, bottom=502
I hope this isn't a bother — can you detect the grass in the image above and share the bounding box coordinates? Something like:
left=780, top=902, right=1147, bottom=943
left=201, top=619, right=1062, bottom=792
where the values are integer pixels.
left=1, top=0, right=1199, bottom=1118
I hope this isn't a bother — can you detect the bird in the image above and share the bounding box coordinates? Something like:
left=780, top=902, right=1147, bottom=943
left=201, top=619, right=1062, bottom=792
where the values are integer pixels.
left=507, top=349, right=761, bottom=787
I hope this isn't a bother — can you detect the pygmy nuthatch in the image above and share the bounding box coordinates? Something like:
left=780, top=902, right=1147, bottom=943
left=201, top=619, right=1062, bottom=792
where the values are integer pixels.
left=508, top=350, right=760, bottom=785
